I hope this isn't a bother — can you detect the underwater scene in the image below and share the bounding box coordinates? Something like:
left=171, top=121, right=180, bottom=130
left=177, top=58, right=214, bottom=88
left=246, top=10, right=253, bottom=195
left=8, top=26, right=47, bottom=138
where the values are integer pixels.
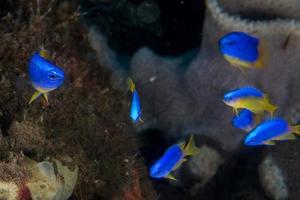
left=1, top=0, right=300, bottom=199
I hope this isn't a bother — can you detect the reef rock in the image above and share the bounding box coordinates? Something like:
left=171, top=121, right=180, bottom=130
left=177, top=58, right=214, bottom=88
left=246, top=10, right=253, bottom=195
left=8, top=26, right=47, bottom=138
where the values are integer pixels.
left=188, top=145, right=223, bottom=188
left=259, top=155, right=288, bottom=200
left=0, top=154, right=78, bottom=200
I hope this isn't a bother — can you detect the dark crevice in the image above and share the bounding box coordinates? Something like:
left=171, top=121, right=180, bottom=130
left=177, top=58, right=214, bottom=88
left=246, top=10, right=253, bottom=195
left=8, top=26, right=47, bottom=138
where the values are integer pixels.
left=81, top=0, right=205, bottom=56
left=0, top=110, right=12, bottom=136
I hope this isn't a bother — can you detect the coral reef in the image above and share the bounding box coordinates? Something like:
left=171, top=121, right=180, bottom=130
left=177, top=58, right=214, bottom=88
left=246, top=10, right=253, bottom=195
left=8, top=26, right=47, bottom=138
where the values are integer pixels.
left=0, top=153, right=78, bottom=200
left=0, top=0, right=155, bottom=199
left=3, top=0, right=300, bottom=199
left=88, top=0, right=300, bottom=199
left=259, top=155, right=288, bottom=200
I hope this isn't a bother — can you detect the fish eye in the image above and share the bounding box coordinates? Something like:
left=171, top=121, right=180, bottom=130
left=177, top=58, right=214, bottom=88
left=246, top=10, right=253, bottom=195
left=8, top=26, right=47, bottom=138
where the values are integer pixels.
left=48, top=74, right=59, bottom=80
left=226, top=41, right=235, bottom=46
left=225, top=96, right=233, bottom=101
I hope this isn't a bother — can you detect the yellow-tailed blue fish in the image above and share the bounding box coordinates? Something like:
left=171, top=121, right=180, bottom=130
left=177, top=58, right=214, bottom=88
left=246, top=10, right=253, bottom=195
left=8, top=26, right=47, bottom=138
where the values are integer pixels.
left=245, top=118, right=300, bottom=146
left=127, top=77, right=142, bottom=123
left=219, top=32, right=268, bottom=72
left=223, top=86, right=277, bottom=116
left=150, top=136, right=200, bottom=180
left=232, top=109, right=257, bottom=131
left=28, top=50, right=65, bottom=104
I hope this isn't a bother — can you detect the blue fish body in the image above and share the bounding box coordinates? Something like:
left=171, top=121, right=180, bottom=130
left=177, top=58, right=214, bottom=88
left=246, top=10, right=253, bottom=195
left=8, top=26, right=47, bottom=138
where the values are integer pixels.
left=219, top=32, right=259, bottom=62
left=150, top=144, right=184, bottom=179
left=130, top=90, right=142, bottom=122
left=244, top=118, right=290, bottom=146
left=223, top=86, right=263, bottom=103
left=232, top=109, right=255, bottom=131
left=29, top=52, right=65, bottom=92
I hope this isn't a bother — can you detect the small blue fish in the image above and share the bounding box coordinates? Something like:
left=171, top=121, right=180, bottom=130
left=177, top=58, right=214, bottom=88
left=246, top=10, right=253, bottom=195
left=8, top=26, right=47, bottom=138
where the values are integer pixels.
left=150, top=136, right=200, bottom=180
left=219, top=32, right=268, bottom=71
left=127, top=78, right=142, bottom=123
left=28, top=50, right=65, bottom=104
left=232, top=109, right=256, bottom=131
left=223, top=86, right=277, bottom=115
left=244, top=118, right=300, bottom=146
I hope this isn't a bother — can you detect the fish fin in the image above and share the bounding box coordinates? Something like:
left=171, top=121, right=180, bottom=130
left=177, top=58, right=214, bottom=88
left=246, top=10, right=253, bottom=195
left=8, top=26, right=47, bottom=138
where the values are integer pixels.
left=39, top=49, right=51, bottom=60
left=240, top=98, right=277, bottom=116
left=139, top=118, right=144, bottom=123
left=237, top=65, right=248, bottom=77
left=264, top=140, right=275, bottom=145
left=233, top=108, right=239, bottom=116
left=29, top=91, right=42, bottom=104
left=127, top=77, right=135, bottom=92
left=43, top=93, right=49, bottom=104
left=262, top=97, right=277, bottom=116
left=253, top=39, right=269, bottom=69
left=273, top=134, right=296, bottom=141
left=183, top=135, right=200, bottom=156
left=291, top=125, right=300, bottom=135
left=165, top=173, right=176, bottom=181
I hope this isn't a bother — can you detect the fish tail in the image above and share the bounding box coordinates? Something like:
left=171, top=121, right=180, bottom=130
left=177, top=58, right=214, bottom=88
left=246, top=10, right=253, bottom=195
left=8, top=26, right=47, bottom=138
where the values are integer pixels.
left=292, top=125, right=300, bottom=135
left=127, top=77, right=135, bottom=92
left=29, top=91, right=42, bottom=104
left=183, top=135, right=200, bottom=156
left=254, top=39, right=269, bottom=69
left=262, top=96, right=278, bottom=116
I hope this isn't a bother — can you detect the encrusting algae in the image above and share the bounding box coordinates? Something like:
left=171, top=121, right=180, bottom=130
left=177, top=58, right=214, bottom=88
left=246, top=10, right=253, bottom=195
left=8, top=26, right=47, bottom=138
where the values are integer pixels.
left=0, top=0, right=155, bottom=199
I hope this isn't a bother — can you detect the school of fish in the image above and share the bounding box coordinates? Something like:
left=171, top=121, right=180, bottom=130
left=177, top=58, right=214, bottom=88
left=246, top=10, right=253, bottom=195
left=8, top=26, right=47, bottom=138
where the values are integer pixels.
left=27, top=31, right=298, bottom=181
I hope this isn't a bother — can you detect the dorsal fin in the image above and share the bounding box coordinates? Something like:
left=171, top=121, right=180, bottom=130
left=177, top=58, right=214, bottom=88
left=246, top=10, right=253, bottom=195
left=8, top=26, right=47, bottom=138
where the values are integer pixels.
left=39, top=49, right=51, bottom=60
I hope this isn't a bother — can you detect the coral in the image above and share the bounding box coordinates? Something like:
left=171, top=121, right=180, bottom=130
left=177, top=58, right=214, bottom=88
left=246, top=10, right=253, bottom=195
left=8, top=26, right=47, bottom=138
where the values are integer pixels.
left=0, top=0, right=152, bottom=199
left=8, top=120, right=46, bottom=154
left=26, top=158, right=78, bottom=200
left=259, top=155, right=288, bottom=200
left=0, top=153, right=78, bottom=200
left=187, top=145, right=223, bottom=190
left=89, top=0, right=300, bottom=198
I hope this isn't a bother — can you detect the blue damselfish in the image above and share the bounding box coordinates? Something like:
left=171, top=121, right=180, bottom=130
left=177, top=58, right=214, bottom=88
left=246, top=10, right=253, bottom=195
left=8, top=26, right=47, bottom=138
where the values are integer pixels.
left=127, top=78, right=142, bottom=123
left=223, top=86, right=277, bottom=115
left=244, top=118, right=300, bottom=146
left=232, top=109, right=256, bottom=131
left=219, top=32, right=268, bottom=70
left=28, top=50, right=65, bottom=104
left=150, top=136, right=200, bottom=180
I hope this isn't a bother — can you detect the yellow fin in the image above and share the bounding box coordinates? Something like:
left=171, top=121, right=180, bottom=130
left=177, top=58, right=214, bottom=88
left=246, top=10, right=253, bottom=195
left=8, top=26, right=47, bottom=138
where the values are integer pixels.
left=292, top=125, right=300, bottom=135
left=39, top=49, right=51, bottom=60
left=166, top=173, right=176, bottom=181
left=29, top=91, right=42, bottom=104
left=262, top=97, right=277, bottom=116
left=183, top=135, right=200, bottom=156
left=233, top=108, right=239, bottom=116
left=273, top=134, right=296, bottom=141
left=264, top=140, right=275, bottom=145
left=43, top=93, right=49, bottom=104
left=127, top=77, right=135, bottom=92
left=237, top=98, right=277, bottom=116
